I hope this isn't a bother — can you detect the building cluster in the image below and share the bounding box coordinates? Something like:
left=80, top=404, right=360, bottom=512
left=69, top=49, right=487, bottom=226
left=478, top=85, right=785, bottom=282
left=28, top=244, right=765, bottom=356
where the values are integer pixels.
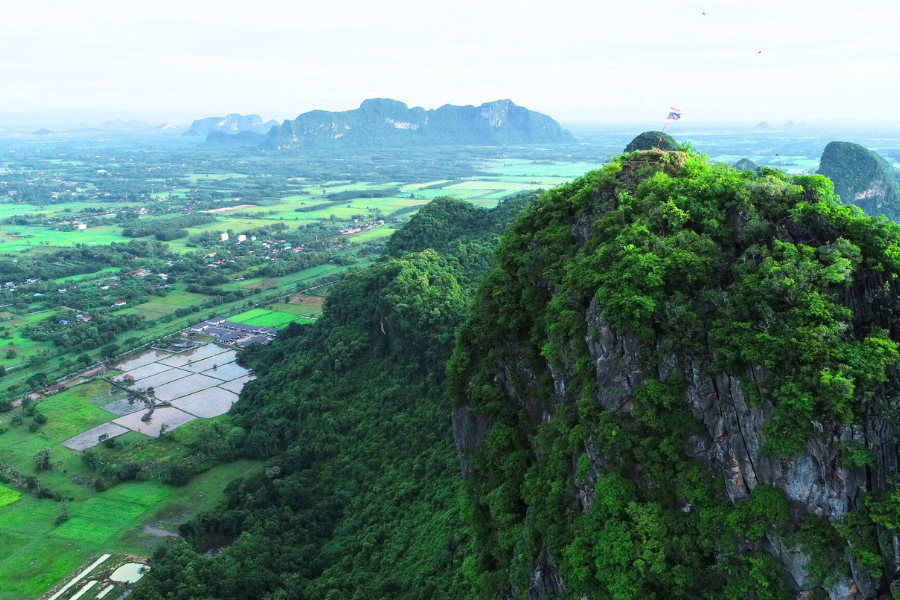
left=188, top=317, right=278, bottom=347
left=339, top=219, right=386, bottom=235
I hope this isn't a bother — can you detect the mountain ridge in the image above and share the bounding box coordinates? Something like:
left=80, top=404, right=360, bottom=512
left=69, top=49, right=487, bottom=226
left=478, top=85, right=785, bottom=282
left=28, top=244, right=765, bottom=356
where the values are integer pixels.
left=185, top=113, right=279, bottom=136
left=264, top=98, right=576, bottom=148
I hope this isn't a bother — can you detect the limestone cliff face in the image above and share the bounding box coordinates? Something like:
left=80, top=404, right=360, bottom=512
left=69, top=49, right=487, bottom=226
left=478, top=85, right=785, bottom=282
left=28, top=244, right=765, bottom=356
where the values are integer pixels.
left=451, top=152, right=900, bottom=599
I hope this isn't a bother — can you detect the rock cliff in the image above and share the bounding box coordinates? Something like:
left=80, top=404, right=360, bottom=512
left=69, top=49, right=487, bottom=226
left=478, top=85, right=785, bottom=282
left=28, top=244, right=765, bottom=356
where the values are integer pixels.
left=450, top=150, right=900, bottom=599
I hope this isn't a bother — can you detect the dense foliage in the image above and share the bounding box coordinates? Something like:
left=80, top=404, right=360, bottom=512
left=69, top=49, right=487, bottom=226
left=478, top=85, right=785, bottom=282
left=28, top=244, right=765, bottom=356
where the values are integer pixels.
left=449, top=151, right=900, bottom=598
left=131, top=195, right=536, bottom=600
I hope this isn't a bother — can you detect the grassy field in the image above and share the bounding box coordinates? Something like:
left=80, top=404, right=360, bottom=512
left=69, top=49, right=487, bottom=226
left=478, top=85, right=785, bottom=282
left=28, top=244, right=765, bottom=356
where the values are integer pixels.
left=0, top=381, right=262, bottom=600
left=229, top=302, right=317, bottom=328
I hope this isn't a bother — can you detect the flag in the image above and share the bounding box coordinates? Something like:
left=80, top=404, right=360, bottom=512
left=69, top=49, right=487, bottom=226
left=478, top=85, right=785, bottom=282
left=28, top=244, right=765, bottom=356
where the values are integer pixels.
left=665, top=108, right=682, bottom=125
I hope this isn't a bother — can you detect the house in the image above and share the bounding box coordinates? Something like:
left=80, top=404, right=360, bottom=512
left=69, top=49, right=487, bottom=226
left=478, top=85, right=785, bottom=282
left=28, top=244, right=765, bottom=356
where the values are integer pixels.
left=113, top=300, right=127, bottom=307
left=74, top=222, right=87, bottom=231
left=237, top=235, right=246, bottom=242
left=220, top=233, right=229, bottom=241
left=58, top=287, right=66, bottom=293
left=33, top=293, right=44, bottom=297
left=59, top=319, right=68, bottom=325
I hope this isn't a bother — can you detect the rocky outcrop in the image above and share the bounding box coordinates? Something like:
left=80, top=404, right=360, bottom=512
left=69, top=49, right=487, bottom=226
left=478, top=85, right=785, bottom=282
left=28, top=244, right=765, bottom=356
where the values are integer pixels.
left=452, top=152, right=900, bottom=599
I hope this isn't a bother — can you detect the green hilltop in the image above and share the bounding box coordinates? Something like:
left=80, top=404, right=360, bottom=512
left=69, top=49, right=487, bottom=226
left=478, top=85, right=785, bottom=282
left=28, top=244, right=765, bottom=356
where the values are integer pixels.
left=733, top=157, right=758, bottom=171
left=624, top=130, right=678, bottom=152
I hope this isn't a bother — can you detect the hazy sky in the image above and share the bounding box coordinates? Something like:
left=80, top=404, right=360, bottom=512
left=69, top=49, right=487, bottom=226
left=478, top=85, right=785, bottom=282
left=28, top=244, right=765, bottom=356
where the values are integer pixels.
left=1, top=0, right=898, bottom=124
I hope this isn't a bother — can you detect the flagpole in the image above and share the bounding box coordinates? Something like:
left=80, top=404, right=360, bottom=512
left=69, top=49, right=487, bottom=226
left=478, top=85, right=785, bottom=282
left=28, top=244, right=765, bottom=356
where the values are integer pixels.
left=657, top=122, right=668, bottom=150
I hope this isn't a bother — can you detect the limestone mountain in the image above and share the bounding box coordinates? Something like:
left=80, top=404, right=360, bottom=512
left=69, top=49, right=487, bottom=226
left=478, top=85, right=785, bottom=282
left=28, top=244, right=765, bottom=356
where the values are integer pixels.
left=264, top=98, right=575, bottom=148
left=733, top=157, right=758, bottom=171
left=817, top=141, right=900, bottom=219
left=753, top=121, right=773, bottom=130
left=185, top=113, right=279, bottom=136
left=450, top=150, right=900, bottom=599
left=624, top=130, right=678, bottom=152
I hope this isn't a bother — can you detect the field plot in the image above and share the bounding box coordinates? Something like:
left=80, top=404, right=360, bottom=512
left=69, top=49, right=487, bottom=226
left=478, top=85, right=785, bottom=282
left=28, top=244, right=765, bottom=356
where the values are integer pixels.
left=172, top=388, right=239, bottom=418
left=230, top=297, right=323, bottom=328
left=113, top=406, right=196, bottom=437
left=0, top=486, right=19, bottom=509
left=61, top=422, right=129, bottom=451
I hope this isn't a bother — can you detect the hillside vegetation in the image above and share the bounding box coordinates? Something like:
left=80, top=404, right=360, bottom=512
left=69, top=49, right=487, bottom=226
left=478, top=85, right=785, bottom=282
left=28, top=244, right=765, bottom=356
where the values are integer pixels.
left=450, top=150, right=900, bottom=598
left=130, top=195, right=535, bottom=600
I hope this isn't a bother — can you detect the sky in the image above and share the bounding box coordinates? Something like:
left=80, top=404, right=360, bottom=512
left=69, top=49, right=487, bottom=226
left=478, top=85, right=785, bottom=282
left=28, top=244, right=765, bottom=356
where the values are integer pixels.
left=1, top=0, right=898, bottom=125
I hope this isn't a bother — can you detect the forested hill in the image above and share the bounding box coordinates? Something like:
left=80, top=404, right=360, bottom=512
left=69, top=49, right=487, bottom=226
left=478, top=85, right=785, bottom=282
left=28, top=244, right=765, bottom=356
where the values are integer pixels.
left=817, top=140, right=900, bottom=219
left=265, top=98, right=576, bottom=148
left=130, top=193, right=537, bottom=600
left=450, top=151, right=900, bottom=598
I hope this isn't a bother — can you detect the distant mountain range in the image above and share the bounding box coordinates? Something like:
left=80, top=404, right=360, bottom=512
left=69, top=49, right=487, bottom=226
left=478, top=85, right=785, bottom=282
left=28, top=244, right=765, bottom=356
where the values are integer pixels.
left=247, top=99, right=574, bottom=148
left=186, top=114, right=279, bottom=136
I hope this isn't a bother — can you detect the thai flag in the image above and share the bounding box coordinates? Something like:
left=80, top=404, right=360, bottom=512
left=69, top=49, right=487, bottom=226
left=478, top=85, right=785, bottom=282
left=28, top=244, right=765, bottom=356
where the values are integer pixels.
left=665, top=107, right=682, bottom=125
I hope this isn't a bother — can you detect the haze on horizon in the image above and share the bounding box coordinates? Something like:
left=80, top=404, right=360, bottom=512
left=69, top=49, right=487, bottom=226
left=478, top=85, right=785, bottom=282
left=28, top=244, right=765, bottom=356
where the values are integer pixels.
left=1, top=0, right=897, bottom=125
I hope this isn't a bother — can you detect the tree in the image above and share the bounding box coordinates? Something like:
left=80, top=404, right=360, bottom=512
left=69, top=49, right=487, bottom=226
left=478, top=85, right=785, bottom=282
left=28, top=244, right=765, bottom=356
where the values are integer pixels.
left=5, top=349, right=16, bottom=359
left=28, top=372, right=48, bottom=388
left=55, top=501, right=69, bottom=525
left=34, top=448, right=51, bottom=471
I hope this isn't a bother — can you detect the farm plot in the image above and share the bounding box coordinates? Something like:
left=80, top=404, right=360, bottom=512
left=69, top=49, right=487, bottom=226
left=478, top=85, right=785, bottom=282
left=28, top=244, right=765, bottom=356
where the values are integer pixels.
left=172, top=388, right=239, bottom=418
left=61, top=422, right=129, bottom=451
left=113, top=406, right=196, bottom=437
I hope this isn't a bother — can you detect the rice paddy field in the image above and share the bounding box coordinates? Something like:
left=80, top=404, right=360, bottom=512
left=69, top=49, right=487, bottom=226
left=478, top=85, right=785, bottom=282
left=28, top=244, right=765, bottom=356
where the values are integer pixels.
left=0, top=377, right=262, bottom=600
